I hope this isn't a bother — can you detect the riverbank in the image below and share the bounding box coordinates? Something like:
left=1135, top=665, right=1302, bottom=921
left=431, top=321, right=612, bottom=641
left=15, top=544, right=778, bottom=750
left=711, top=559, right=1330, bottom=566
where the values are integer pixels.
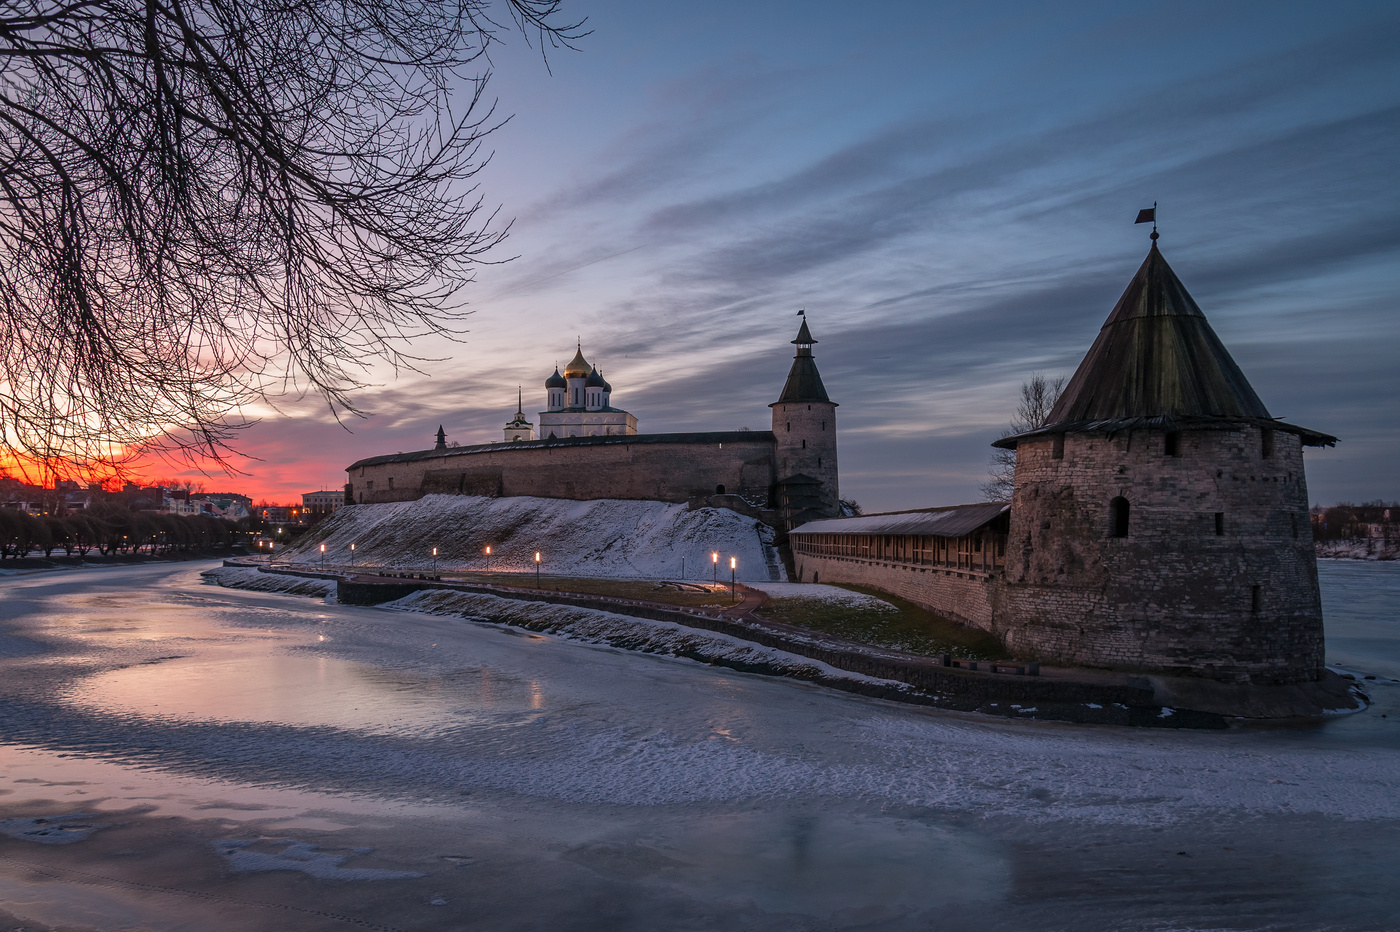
left=206, top=563, right=1366, bottom=726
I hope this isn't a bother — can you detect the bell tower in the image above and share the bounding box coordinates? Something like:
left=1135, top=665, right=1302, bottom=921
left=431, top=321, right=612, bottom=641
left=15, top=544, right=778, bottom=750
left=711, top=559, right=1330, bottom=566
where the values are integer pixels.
left=770, top=317, right=839, bottom=526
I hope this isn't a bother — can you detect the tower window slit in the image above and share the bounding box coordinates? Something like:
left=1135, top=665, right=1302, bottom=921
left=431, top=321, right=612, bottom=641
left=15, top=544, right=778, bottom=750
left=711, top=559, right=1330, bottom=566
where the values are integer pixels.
left=802, top=439, right=806, bottom=449
left=1214, top=512, right=1224, bottom=536
left=1165, top=431, right=1180, bottom=456
left=1261, top=429, right=1274, bottom=459
left=1052, top=434, right=1064, bottom=460
left=1110, top=497, right=1130, bottom=538
left=1251, top=585, right=1262, bottom=614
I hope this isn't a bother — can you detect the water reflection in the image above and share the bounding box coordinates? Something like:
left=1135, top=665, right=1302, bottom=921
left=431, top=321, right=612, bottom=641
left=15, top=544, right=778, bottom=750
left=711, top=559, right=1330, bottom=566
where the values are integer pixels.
left=63, top=653, right=551, bottom=736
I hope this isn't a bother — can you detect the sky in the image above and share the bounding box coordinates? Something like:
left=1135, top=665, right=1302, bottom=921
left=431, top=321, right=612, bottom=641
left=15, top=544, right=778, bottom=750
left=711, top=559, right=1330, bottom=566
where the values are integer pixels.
left=169, top=0, right=1400, bottom=510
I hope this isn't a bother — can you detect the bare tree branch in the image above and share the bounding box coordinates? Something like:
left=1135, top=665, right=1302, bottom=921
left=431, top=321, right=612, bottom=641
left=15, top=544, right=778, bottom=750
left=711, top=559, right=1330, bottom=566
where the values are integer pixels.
left=981, top=372, right=1065, bottom=502
left=0, top=0, right=587, bottom=483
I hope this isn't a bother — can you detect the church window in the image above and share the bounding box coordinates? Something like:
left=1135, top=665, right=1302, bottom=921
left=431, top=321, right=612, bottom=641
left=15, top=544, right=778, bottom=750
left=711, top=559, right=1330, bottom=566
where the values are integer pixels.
left=1165, top=431, right=1180, bottom=456
left=1261, top=429, right=1274, bottom=459
left=1110, top=497, right=1130, bottom=537
left=1215, top=512, right=1224, bottom=536
left=821, top=420, right=826, bottom=430
left=1052, top=434, right=1065, bottom=459
left=387, top=477, right=394, bottom=489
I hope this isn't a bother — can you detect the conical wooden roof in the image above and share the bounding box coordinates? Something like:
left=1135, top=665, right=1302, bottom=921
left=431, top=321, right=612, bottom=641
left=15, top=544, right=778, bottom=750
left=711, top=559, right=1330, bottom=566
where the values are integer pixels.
left=773, top=320, right=833, bottom=405
left=1050, top=243, right=1269, bottom=423
left=995, top=243, right=1334, bottom=448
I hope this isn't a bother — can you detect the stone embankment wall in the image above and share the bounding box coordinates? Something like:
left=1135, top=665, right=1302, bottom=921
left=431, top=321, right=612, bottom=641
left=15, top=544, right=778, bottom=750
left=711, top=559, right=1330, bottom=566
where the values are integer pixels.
left=349, top=433, right=779, bottom=508
left=791, top=554, right=997, bottom=630
left=997, top=427, right=1323, bottom=684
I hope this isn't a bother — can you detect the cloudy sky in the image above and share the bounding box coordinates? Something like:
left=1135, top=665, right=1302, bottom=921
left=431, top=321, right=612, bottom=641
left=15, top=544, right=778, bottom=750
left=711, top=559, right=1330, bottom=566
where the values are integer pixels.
left=210, top=0, right=1399, bottom=511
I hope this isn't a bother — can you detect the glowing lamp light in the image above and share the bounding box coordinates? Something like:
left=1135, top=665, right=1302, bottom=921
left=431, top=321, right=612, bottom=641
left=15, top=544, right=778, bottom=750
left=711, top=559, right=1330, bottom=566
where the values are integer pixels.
left=534, top=551, right=541, bottom=563
left=485, top=545, right=491, bottom=555
left=711, top=551, right=718, bottom=564
left=432, top=547, right=438, bottom=556
left=730, top=557, right=736, bottom=569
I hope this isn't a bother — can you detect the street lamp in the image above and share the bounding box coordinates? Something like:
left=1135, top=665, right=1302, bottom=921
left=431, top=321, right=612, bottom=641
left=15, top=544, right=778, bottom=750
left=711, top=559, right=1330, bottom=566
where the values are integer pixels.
left=711, top=551, right=718, bottom=587
left=319, top=542, right=326, bottom=568
left=349, top=542, right=355, bottom=567
left=484, top=545, right=492, bottom=573
left=730, top=556, right=737, bottom=603
left=432, top=546, right=438, bottom=576
left=534, top=550, right=542, bottom=587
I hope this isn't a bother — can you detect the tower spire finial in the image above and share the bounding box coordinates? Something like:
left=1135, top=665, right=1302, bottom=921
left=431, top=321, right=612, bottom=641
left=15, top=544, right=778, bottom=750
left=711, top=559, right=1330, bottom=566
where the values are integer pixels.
left=1135, top=202, right=1159, bottom=243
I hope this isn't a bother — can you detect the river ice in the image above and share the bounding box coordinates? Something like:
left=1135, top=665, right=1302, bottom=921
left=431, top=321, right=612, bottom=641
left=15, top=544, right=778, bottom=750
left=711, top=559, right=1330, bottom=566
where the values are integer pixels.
left=0, top=560, right=1396, bottom=931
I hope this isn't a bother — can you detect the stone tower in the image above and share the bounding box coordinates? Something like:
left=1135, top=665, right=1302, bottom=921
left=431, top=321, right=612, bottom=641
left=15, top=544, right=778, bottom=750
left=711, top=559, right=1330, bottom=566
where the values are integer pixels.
left=771, top=318, right=839, bottom=526
left=993, top=241, right=1336, bottom=685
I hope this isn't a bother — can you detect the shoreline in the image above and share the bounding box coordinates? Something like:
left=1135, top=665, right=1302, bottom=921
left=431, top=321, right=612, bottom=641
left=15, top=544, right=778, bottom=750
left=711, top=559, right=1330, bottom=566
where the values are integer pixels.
left=208, top=563, right=1367, bottom=728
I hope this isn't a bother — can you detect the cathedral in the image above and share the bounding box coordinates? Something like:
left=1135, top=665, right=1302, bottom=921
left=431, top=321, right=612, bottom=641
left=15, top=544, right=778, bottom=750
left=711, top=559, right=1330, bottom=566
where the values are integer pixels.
left=504, top=343, right=638, bottom=441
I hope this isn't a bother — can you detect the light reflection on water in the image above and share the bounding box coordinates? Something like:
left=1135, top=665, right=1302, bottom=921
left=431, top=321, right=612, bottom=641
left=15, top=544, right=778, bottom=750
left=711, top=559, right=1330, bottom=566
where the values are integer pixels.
left=62, top=652, right=550, bottom=736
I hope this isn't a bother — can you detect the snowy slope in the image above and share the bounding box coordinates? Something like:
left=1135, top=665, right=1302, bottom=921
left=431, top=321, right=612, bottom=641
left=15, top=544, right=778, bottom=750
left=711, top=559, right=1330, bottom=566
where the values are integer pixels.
left=282, top=495, right=785, bottom=581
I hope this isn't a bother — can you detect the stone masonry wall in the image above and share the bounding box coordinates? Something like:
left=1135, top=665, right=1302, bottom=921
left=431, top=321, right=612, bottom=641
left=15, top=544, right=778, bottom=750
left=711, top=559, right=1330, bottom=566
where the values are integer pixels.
left=793, top=553, right=996, bottom=630
left=349, top=435, right=779, bottom=508
left=772, top=401, right=839, bottom=512
left=996, top=426, right=1323, bottom=684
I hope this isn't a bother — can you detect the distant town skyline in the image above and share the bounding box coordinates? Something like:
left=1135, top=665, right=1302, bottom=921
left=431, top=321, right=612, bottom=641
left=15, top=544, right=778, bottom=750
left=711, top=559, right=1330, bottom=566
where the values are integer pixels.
left=141, top=1, right=1399, bottom=511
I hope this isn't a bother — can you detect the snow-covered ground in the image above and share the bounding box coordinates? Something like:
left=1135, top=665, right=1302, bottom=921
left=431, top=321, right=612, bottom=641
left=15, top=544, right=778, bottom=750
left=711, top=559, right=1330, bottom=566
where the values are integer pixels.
left=743, top=581, right=897, bottom=609
left=281, top=495, right=785, bottom=581
left=1318, top=539, right=1399, bottom=561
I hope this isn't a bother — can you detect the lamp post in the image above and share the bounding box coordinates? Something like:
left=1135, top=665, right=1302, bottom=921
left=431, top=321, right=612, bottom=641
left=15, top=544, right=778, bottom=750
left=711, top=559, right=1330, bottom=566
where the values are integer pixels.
left=349, top=542, right=355, bottom=567
left=484, top=545, right=492, bottom=573
left=319, top=542, right=326, bottom=568
left=534, top=551, right=542, bottom=588
left=711, top=551, right=718, bottom=587
left=730, top=556, right=737, bottom=604
left=432, top=546, right=438, bottom=576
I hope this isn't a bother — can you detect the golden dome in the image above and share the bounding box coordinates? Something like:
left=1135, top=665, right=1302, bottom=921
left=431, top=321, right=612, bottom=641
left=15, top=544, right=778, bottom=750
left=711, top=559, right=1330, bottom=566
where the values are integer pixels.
left=562, top=344, right=591, bottom=379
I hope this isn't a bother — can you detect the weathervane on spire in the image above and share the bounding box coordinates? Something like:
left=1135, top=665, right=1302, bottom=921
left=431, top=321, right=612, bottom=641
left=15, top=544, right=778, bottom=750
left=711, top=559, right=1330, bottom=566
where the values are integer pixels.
left=1135, top=202, right=1158, bottom=242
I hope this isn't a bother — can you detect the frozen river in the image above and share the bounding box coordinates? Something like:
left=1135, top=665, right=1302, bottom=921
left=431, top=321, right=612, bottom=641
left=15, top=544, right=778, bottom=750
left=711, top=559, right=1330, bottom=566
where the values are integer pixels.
left=0, top=560, right=1396, bottom=931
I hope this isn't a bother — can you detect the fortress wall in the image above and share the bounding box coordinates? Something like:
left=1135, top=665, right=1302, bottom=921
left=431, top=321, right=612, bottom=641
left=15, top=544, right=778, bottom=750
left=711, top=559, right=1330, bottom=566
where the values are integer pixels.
left=791, top=554, right=997, bottom=630
left=349, top=436, right=778, bottom=507
left=997, top=428, right=1323, bottom=683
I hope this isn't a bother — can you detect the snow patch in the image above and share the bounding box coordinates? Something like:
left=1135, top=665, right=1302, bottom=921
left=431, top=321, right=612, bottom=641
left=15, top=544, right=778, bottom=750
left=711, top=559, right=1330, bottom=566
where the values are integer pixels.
left=278, top=495, right=785, bottom=581
left=215, top=839, right=423, bottom=880
left=0, top=813, right=104, bottom=844
left=742, top=582, right=896, bottom=609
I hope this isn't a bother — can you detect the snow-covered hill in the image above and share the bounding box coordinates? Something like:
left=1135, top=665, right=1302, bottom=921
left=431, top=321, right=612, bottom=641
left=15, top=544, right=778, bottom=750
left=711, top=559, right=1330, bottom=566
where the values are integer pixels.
left=282, top=495, right=785, bottom=581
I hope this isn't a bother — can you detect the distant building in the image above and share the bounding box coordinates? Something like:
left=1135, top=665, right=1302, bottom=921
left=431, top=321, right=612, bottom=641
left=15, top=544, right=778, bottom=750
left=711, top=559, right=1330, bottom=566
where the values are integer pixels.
left=302, top=490, right=346, bottom=520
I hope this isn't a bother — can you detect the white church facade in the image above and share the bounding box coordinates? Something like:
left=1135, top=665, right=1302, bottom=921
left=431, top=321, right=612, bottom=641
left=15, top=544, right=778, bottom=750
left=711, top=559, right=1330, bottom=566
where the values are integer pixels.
left=505, top=343, right=638, bottom=441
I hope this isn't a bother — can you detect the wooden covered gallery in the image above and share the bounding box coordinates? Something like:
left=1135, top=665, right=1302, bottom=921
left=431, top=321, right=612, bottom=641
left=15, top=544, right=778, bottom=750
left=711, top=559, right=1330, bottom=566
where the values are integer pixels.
left=787, top=503, right=1010, bottom=627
